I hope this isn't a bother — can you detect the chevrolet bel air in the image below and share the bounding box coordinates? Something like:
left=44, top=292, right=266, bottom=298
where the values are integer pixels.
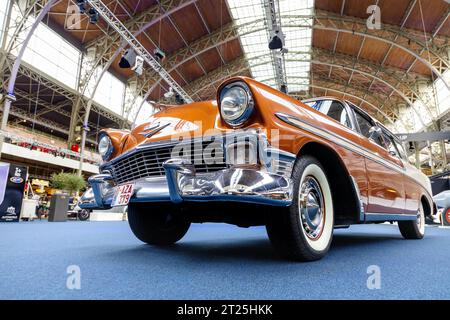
left=80, top=77, right=435, bottom=261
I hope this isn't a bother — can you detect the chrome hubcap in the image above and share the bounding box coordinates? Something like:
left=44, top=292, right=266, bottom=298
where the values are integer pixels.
left=299, top=176, right=325, bottom=240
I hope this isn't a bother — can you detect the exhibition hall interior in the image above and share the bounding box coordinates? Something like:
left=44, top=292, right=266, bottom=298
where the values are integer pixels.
left=0, top=0, right=449, bottom=301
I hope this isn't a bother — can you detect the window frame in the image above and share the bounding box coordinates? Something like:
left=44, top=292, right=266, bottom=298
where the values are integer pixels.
left=379, top=126, right=407, bottom=161
left=380, top=130, right=400, bottom=158
left=315, top=99, right=356, bottom=130
left=348, top=103, right=375, bottom=137
left=303, top=100, right=321, bottom=110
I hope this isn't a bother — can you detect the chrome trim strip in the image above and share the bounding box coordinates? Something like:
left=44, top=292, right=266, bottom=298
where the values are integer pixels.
left=276, top=112, right=404, bottom=172
left=139, top=122, right=170, bottom=138
left=364, top=212, right=417, bottom=222
left=275, top=112, right=429, bottom=191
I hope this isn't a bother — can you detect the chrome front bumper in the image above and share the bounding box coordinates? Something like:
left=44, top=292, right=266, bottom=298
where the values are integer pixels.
left=80, top=160, right=293, bottom=209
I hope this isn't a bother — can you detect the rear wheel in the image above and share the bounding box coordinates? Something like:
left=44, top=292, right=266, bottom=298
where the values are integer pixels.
left=266, top=156, right=334, bottom=261
left=398, top=202, right=425, bottom=239
left=442, top=208, right=450, bottom=226
left=127, top=203, right=190, bottom=245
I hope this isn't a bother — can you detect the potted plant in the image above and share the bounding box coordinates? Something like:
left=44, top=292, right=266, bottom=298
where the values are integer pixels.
left=48, top=172, right=86, bottom=222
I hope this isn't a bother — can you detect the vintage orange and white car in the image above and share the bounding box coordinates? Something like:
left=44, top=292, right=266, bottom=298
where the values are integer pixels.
left=80, top=77, right=435, bottom=261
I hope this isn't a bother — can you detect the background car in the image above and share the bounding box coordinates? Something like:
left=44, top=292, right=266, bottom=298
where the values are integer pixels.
left=432, top=190, right=450, bottom=226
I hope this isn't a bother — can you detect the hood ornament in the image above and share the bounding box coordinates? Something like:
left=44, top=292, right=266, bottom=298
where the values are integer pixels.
left=139, top=122, right=170, bottom=138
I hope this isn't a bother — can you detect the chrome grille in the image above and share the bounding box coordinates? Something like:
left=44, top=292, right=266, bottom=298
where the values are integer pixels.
left=272, top=158, right=294, bottom=177
left=105, top=140, right=227, bottom=184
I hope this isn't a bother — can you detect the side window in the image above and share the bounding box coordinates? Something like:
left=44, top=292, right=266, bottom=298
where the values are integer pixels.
left=318, top=100, right=351, bottom=128
left=353, top=109, right=384, bottom=146
left=353, top=110, right=372, bottom=137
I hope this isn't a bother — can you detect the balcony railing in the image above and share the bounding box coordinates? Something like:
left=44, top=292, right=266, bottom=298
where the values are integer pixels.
left=1, top=130, right=102, bottom=166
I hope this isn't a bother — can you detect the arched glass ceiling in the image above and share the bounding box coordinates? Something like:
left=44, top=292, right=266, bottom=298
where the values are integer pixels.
left=227, top=0, right=314, bottom=93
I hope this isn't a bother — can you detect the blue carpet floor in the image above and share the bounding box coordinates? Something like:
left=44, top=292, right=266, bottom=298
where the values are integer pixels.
left=0, top=220, right=449, bottom=299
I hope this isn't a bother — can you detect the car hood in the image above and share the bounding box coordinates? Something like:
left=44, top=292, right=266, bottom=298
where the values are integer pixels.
left=120, top=100, right=223, bottom=154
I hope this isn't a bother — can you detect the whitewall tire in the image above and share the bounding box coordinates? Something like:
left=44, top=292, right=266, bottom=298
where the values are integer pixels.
left=398, top=202, right=425, bottom=239
left=266, top=155, right=334, bottom=261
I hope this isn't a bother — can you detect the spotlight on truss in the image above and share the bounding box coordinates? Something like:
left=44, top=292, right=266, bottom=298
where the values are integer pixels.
left=119, top=49, right=137, bottom=69
left=175, top=93, right=184, bottom=105
left=76, top=0, right=86, bottom=14
left=88, top=8, right=99, bottom=24
left=154, top=48, right=166, bottom=62
left=269, top=30, right=284, bottom=50
left=132, top=56, right=145, bottom=76
left=164, top=87, right=174, bottom=99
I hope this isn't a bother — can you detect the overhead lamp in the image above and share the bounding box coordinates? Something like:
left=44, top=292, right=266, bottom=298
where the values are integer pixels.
left=88, top=8, right=99, bottom=24
left=76, top=0, right=86, bottom=14
left=131, top=56, right=144, bottom=76
left=175, top=93, right=184, bottom=105
left=154, top=48, right=166, bottom=62
left=269, top=30, right=284, bottom=50
left=164, top=87, right=174, bottom=99
left=119, top=49, right=137, bottom=69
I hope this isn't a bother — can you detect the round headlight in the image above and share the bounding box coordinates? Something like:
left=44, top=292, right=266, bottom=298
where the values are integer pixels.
left=219, top=82, right=254, bottom=126
left=98, top=135, right=113, bottom=160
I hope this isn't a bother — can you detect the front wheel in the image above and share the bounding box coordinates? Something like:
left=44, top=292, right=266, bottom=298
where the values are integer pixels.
left=127, top=203, right=190, bottom=245
left=398, top=202, right=425, bottom=239
left=266, top=156, right=334, bottom=261
left=77, top=209, right=90, bottom=221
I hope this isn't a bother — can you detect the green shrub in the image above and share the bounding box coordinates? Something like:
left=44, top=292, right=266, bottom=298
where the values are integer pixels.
left=50, top=172, right=86, bottom=195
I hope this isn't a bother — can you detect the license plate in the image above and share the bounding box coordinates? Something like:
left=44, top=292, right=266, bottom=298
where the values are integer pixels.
left=112, top=183, right=134, bottom=207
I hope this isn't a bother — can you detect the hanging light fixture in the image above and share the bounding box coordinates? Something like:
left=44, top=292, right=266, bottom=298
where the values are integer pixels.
left=88, top=8, right=99, bottom=24
left=76, top=0, right=87, bottom=14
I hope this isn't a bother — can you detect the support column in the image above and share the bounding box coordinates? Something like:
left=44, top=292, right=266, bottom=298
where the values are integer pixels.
left=415, top=142, right=421, bottom=169
left=440, top=140, right=448, bottom=169
left=427, top=141, right=435, bottom=175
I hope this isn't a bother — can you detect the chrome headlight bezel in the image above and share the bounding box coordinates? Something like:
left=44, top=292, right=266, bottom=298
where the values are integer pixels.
left=98, top=134, right=113, bottom=161
left=219, top=81, right=254, bottom=127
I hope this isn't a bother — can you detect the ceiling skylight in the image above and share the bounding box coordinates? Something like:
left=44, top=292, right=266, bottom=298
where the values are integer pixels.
left=227, top=0, right=314, bottom=94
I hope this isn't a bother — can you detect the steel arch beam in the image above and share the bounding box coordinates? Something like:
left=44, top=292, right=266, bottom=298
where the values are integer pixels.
left=85, top=0, right=198, bottom=49
left=307, top=59, right=427, bottom=127
left=291, top=85, right=397, bottom=127
left=314, top=25, right=448, bottom=90
left=0, top=53, right=123, bottom=140
left=170, top=55, right=402, bottom=120
left=151, top=56, right=401, bottom=127
left=274, top=75, right=401, bottom=126
left=126, top=11, right=448, bottom=121
left=1, top=0, right=58, bottom=134
left=310, top=11, right=450, bottom=91
left=125, top=19, right=268, bottom=120
left=69, top=0, right=194, bottom=145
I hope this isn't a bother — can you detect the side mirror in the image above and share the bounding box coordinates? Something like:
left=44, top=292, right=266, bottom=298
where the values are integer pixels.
left=368, top=126, right=382, bottom=142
